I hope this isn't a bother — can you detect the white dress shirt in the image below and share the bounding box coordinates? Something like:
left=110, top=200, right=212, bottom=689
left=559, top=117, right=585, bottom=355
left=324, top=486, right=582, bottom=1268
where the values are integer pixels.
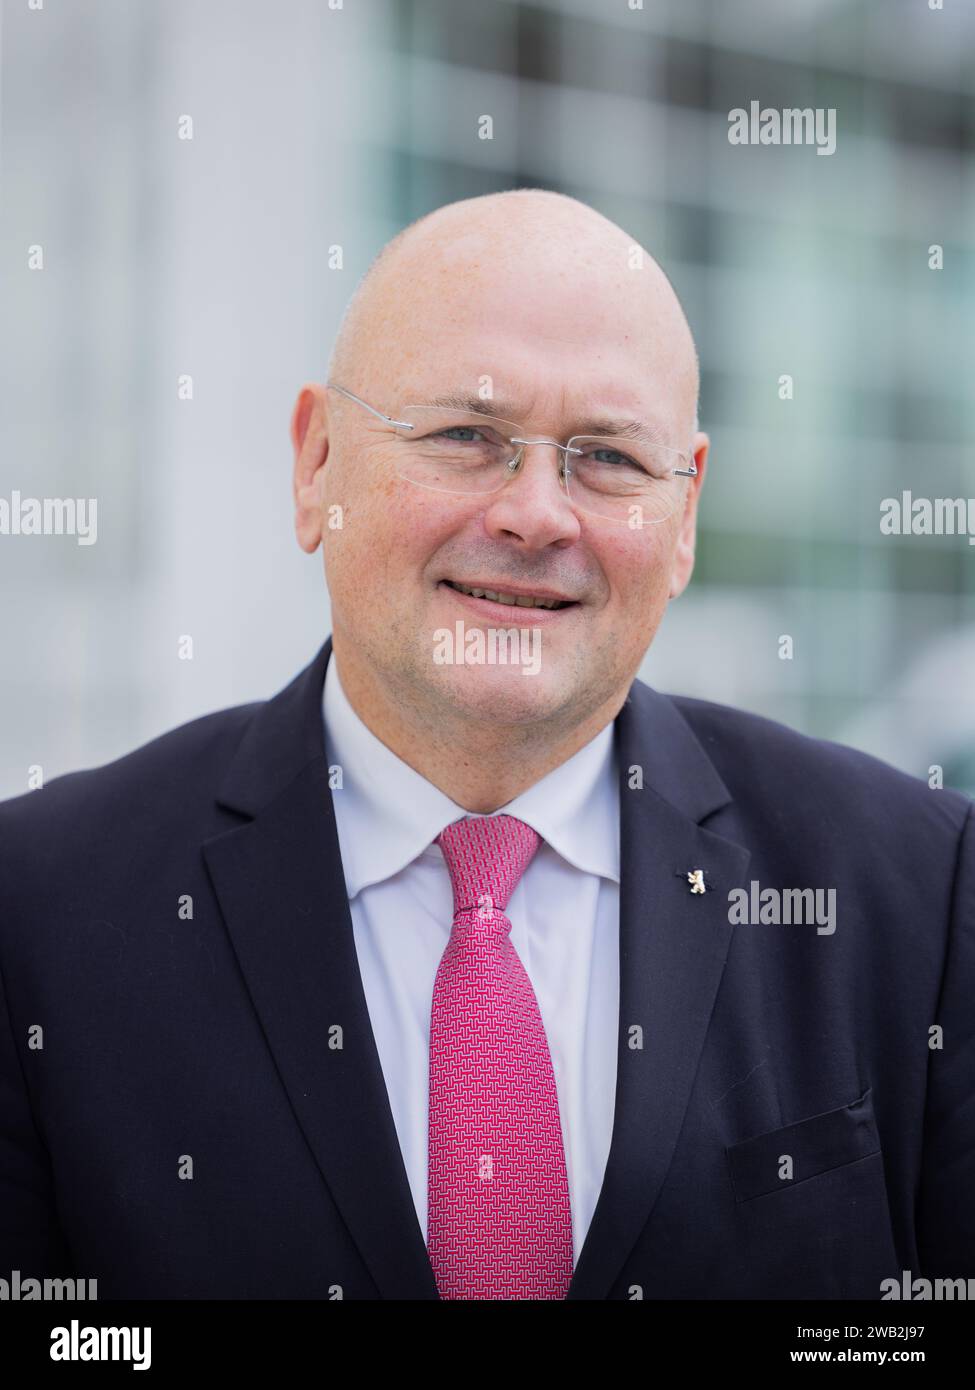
left=322, top=652, right=620, bottom=1264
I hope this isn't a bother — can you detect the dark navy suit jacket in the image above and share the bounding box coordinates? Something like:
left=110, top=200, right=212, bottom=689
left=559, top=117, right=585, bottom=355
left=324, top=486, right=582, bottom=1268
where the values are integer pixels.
left=1, top=637, right=972, bottom=1299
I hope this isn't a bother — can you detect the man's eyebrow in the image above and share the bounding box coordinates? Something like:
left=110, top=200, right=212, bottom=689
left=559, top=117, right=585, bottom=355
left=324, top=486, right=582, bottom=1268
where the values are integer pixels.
left=581, top=417, right=668, bottom=445
left=425, top=392, right=527, bottom=417
left=422, top=393, right=667, bottom=443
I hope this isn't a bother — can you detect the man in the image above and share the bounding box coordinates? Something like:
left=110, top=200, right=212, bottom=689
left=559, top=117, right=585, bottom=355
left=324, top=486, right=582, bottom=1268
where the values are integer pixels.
left=0, top=190, right=972, bottom=1301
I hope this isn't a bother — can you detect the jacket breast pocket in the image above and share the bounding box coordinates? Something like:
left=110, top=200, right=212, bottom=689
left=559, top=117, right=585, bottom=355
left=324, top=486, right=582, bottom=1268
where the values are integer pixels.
left=726, top=1087, right=881, bottom=1203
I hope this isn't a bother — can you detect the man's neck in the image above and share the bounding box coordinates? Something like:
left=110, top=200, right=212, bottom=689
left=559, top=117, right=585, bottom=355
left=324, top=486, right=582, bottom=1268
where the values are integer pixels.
left=330, top=637, right=627, bottom=813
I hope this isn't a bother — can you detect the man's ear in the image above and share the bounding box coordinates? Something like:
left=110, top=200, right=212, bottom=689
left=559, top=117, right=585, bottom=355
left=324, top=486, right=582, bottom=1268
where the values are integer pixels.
left=668, top=431, right=708, bottom=600
left=291, top=384, right=329, bottom=554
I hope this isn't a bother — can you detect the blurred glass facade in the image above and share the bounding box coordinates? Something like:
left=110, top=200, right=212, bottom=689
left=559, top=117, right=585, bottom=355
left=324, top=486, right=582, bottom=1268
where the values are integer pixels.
left=1, top=0, right=972, bottom=799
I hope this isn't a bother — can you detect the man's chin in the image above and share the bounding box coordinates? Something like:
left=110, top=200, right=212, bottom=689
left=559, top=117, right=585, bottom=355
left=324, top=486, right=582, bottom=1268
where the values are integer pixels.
left=425, top=661, right=567, bottom=726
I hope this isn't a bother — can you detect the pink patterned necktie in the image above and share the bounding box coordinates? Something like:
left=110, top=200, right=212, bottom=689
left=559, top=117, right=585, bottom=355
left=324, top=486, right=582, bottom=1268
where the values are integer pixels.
left=427, top=813, right=574, bottom=1300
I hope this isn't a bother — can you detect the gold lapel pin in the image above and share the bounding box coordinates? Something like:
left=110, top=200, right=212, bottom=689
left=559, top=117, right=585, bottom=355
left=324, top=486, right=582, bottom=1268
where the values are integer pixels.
left=686, top=868, right=707, bottom=895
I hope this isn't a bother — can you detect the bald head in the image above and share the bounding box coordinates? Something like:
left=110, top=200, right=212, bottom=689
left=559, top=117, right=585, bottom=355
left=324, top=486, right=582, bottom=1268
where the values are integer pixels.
left=327, top=189, right=699, bottom=438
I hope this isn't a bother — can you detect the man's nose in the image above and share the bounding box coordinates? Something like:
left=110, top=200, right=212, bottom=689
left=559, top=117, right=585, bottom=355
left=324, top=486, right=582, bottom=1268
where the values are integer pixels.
left=481, top=441, right=581, bottom=549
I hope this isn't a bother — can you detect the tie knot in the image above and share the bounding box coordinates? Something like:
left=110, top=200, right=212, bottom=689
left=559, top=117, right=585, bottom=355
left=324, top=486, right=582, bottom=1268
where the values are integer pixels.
left=436, top=814, right=540, bottom=916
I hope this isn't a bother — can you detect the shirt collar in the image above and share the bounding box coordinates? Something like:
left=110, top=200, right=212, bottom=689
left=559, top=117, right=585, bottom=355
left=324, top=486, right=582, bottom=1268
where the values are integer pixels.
left=322, top=649, right=620, bottom=898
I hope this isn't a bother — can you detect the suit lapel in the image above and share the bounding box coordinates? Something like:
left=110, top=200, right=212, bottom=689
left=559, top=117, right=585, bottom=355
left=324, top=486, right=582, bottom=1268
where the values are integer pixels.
left=202, top=638, right=439, bottom=1300
left=568, top=682, right=751, bottom=1299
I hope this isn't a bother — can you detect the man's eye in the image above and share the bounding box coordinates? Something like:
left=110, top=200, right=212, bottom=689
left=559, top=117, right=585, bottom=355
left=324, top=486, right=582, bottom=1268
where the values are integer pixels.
left=587, top=446, right=640, bottom=469
left=439, top=427, right=483, bottom=443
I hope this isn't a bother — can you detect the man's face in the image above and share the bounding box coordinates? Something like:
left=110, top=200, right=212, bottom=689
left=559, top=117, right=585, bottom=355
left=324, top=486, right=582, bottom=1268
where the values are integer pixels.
left=297, top=239, right=706, bottom=734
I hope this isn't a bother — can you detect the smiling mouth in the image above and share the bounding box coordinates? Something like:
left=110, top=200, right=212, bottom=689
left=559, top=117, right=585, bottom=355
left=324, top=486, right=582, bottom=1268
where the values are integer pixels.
left=442, top=580, right=577, bottom=610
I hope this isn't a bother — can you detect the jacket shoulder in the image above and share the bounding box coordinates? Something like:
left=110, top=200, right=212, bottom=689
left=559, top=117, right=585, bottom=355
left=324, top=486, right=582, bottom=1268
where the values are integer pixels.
left=0, top=700, right=262, bottom=836
left=666, top=690, right=973, bottom=832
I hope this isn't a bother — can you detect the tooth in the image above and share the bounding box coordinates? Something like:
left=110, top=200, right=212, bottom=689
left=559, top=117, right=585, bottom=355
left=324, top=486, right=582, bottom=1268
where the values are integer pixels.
left=452, top=583, right=568, bottom=609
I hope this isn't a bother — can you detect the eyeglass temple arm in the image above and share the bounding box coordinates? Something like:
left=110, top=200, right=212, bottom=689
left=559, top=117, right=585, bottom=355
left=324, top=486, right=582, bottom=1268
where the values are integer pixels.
left=325, top=382, right=416, bottom=431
